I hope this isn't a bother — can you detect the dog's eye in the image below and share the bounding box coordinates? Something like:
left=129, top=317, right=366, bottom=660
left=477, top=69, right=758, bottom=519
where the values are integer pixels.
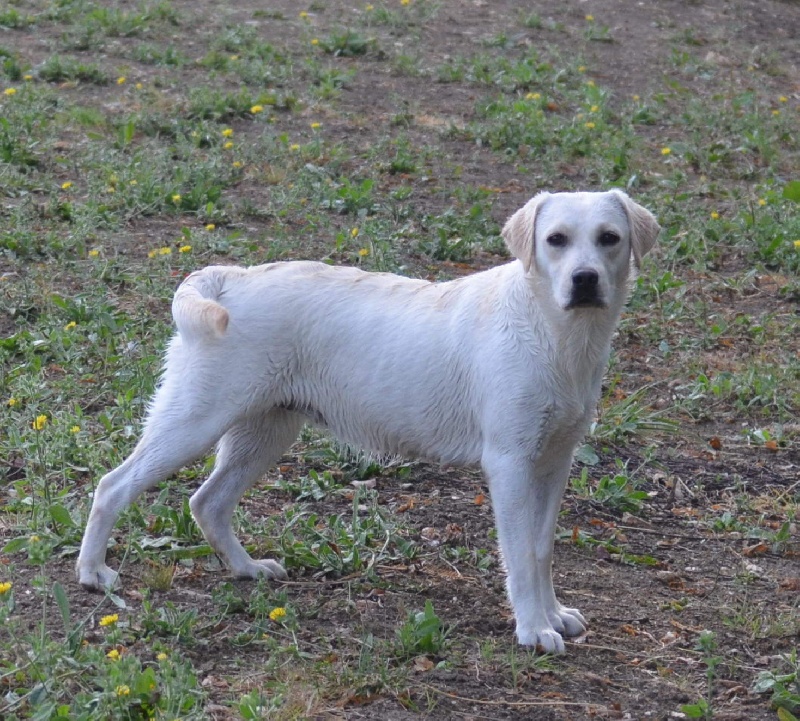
left=598, top=231, right=620, bottom=246
left=546, top=233, right=568, bottom=248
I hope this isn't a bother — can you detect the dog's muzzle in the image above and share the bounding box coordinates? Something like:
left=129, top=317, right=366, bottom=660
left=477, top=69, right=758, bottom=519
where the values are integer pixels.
left=566, top=269, right=605, bottom=309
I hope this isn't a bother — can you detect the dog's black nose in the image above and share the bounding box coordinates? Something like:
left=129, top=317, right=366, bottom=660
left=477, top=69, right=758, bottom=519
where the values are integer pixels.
left=567, top=268, right=604, bottom=309
left=572, top=269, right=599, bottom=288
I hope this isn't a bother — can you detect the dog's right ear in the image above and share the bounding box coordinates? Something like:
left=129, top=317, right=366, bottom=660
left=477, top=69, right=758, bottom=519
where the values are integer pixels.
left=502, top=192, right=551, bottom=274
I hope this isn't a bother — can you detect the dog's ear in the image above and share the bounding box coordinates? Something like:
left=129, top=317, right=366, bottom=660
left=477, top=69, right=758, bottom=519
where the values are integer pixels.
left=502, top=192, right=551, bottom=274
left=611, top=189, right=660, bottom=269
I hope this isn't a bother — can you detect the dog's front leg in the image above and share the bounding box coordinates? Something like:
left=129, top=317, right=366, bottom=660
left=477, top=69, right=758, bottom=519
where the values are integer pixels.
left=483, top=449, right=586, bottom=653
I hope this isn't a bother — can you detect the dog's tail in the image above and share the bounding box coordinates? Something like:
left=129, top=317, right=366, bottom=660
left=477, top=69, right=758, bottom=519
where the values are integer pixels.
left=172, top=267, right=230, bottom=342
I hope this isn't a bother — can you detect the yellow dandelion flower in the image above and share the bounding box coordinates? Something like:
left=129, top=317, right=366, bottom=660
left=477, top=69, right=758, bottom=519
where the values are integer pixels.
left=358, top=248, right=369, bottom=257
left=33, top=415, right=48, bottom=431
left=351, top=227, right=359, bottom=238
left=89, top=249, right=100, bottom=257
left=4, top=88, right=17, bottom=96
left=223, top=141, right=234, bottom=149
left=156, top=652, right=168, bottom=661
left=710, top=211, right=720, bottom=220
left=232, top=161, right=242, bottom=168
left=222, top=128, right=234, bottom=137
left=577, top=66, right=586, bottom=73
left=794, top=240, right=800, bottom=249
left=23, top=75, right=32, bottom=81
left=147, top=249, right=158, bottom=259
left=401, top=0, right=411, bottom=6
left=205, top=223, right=216, bottom=231
left=70, top=425, right=80, bottom=433
left=758, top=198, right=766, bottom=206
left=311, top=38, right=319, bottom=45
left=29, top=535, right=40, bottom=542
left=661, top=147, right=671, bottom=156
left=0, top=582, right=12, bottom=595
left=590, top=105, right=599, bottom=113
left=99, top=614, right=119, bottom=627
left=269, top=607, right=287, bottom=622
left=586, top=79, right=595, bottom=87
left=64, top=321, right=77, bottom=330
left=7, top=398, right=17, bottom=407
left=172, top=194, right=182, bottom=204
left=525, top=92, right=541, bottom=100
left=310, top=122, right=321, bottom=129
left=251, top=104, right=264, bottom=114
left=632, top=94, right=640, bottom=101
left=779, top=96, right=788, bottom=103
left=772, top=109, right=780, bottom=116
left=117, top=77, right=126, bottom=85
left=299, top=11, right=309, bottom=18
left=229, top=55, right=239, bottom=61
left=290, top=143, right=301, bottom=151
left=135, top=82, right=143, bottom=90
left=116, top=685, right=130, bottom=696
left=584, top=121, right=596, bottom=129
left=106, top=649, right=120, bottom=660
left=585, top=14, right=594, bottom=21
left=159, top=247, right=172, bottom=255
left=129, top=179, right=137, bottom=186
left=61, top=181, right=73, bottom=190
left=179, top=245, right=192, bottom=253
left=366, top=3, right=374, bottom=9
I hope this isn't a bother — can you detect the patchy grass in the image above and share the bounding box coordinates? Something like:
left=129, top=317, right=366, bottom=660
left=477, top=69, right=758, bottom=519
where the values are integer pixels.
left=0, top=0, right=798, bottom=719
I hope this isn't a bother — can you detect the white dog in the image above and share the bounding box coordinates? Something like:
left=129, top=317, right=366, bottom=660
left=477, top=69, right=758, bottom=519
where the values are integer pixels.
left=76, top=190, right=659, bottom=653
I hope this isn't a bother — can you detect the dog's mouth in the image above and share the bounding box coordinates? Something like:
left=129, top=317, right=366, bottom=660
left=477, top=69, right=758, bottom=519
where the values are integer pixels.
left=565, top=293, right=606, bottom=310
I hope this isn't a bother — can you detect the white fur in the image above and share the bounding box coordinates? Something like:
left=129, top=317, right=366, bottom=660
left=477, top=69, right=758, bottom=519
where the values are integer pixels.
left=76, top=190, right=659, bottom=654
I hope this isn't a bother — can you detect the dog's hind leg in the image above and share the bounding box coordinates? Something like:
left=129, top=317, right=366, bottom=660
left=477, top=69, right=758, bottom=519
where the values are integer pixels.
left=189, top=408, right=303, bottom=581
left=76, top=410, right=228, bottom=592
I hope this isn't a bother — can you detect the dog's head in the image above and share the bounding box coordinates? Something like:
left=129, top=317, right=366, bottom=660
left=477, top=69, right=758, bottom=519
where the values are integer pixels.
left=501, top=190, right=660, bottom=311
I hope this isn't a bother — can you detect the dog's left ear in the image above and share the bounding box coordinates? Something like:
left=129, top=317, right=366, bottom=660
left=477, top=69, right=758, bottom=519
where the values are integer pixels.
left=502, top=192, right=551, bottom=274
left=610, top=189, right=661, bottom=269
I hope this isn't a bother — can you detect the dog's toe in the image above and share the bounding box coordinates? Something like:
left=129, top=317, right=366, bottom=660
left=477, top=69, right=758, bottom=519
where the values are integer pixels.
left=559, top=607, right=587, bottom=637
left=516, top=626, right=566, bottom=654
left=77, top=564, right=119, bottom=593
left=235, top=559, right=288, bottom=581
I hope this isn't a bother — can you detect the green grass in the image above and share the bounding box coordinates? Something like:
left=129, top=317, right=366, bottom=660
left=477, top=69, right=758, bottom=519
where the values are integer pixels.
left=1, top=1, right=798, bottom=718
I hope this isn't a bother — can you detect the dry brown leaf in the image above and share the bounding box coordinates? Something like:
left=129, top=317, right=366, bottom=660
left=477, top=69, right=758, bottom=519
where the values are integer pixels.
left=743, top=542, right=769, bottom=557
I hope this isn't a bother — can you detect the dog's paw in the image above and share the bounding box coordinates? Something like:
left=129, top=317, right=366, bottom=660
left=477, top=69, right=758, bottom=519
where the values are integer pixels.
left=77, top=564, right=119, bottom=592
left=550, top=605, right=587, bottom=638
left=516, top=626, right=566, bottom=654
left=234, top=559, right=288, bottom=582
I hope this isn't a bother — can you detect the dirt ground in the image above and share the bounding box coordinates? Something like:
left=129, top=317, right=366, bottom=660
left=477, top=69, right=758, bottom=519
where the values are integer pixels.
left=2, top=0, right=799, bottom=719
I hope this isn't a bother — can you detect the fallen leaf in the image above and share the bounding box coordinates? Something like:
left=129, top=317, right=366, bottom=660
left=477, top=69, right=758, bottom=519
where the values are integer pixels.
left=778, top=577, right=800, bottom=592
left=709, top=436, right=722, bottom=450
left=743, top=542, right=768, bottom=557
